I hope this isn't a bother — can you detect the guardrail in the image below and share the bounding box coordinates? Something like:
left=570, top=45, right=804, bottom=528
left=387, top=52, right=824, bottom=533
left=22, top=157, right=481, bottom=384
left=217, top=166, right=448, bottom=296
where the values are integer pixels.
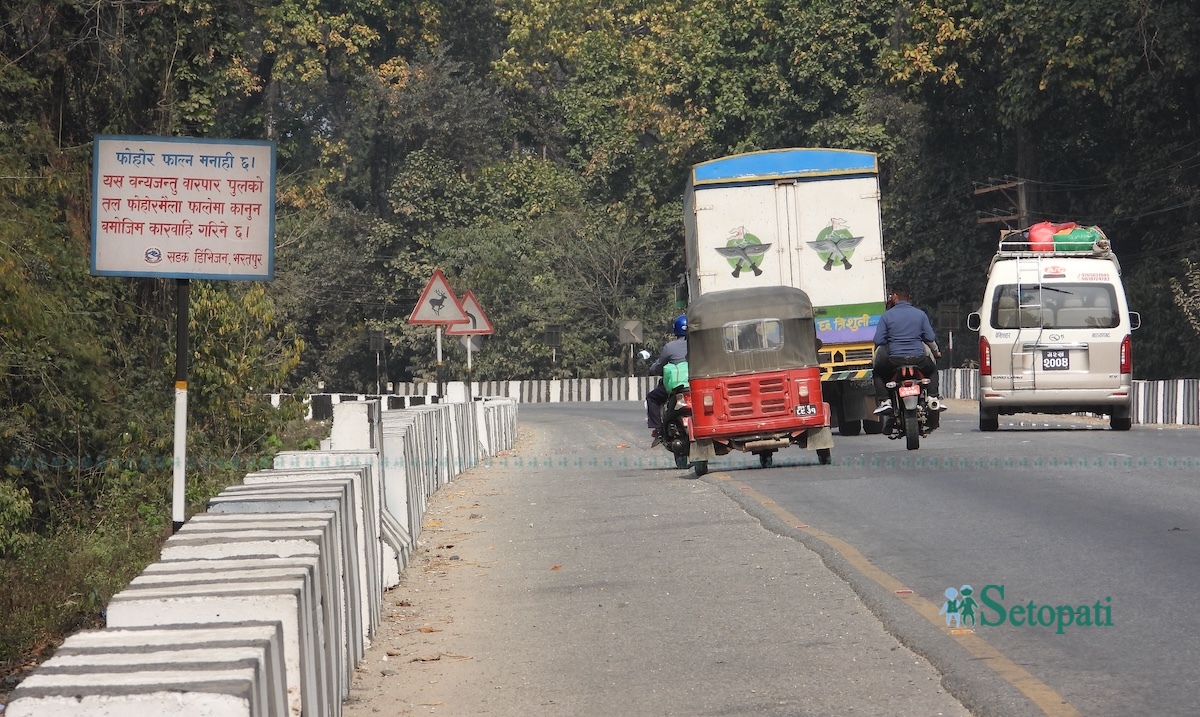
left=5, top=397, right=519, bottom=717
left=289, top=370, right=1199, bottom=426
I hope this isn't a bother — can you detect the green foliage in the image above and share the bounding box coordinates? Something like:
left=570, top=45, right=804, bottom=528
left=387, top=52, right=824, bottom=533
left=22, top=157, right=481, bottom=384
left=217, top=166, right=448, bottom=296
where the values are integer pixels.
left=0, top=481, right=33, bottom=556
left=188, top=282, right=307, bottom=452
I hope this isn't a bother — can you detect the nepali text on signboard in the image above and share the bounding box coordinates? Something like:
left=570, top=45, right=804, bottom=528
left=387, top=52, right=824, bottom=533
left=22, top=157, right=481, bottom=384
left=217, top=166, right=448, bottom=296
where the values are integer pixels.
left=91, top=135, right=276, bottom=280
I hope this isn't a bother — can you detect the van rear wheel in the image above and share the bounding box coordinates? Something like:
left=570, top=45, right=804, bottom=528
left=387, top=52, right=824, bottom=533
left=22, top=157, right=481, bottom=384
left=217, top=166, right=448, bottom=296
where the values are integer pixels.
left=1110, top=409, right=1132, bottom=431
left=979, top=406, right=999, bottom=432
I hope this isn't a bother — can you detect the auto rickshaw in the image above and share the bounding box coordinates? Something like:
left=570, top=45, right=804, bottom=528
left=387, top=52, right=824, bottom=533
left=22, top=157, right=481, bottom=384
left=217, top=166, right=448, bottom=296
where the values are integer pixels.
left=674, top=285, right=834, bottom=475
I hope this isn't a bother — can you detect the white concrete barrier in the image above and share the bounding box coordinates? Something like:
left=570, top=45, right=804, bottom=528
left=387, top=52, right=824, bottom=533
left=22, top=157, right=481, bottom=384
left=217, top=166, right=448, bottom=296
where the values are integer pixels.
left=8, top=396, right=519, bottom=717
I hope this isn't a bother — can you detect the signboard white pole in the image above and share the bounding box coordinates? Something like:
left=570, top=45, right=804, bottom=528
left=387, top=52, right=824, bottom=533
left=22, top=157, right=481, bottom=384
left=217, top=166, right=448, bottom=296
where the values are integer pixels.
left=172, top=279, right=189, bottom=531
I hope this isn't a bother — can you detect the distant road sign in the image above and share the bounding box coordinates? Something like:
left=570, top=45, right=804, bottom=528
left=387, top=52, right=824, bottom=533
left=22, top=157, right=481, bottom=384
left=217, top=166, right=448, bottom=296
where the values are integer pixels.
left=408, top=269, right=468, bottom=324
left=618, top=320, right=643, bottom=343
left=457, top=335, right=484, bottom=352
left=445, top=291, right=495, bottom=335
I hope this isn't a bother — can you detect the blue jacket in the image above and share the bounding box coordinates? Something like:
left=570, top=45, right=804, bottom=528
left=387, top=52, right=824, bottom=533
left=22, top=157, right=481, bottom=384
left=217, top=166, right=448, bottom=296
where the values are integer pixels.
left=874, top=301, right=937, bottom=357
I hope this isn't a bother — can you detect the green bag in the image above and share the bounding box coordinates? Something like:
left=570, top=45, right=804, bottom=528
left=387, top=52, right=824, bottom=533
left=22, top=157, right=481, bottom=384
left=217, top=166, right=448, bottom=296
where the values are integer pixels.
left=1054, top=226, right=1102, bottom=251
left=663, top=361, right=689, bottom=391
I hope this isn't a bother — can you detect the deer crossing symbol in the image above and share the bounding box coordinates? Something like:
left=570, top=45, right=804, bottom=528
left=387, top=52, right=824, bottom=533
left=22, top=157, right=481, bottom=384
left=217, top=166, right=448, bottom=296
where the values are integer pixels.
left=429, top=289, right=449, bottom=315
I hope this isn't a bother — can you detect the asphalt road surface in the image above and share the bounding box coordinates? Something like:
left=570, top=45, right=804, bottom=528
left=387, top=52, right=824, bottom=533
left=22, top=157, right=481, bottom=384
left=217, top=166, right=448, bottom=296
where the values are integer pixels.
left=545, top=399, right=1200, bottom=717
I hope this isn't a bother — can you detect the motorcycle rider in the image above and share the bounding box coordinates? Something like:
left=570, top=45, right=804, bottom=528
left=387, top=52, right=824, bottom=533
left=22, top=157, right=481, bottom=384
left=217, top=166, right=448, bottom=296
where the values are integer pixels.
left=645, top=314, right=688, bottom=447
left=872, top=284, right=946, bottom=420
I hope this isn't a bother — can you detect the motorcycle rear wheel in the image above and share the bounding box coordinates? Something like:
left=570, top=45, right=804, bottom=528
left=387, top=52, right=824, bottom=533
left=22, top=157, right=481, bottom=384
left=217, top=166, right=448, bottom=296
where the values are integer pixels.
left=904, top=409, right=920, bottom=450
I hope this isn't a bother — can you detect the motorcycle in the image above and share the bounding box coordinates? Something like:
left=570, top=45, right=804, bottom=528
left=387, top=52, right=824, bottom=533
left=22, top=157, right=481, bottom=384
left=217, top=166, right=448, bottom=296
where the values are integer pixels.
left=659, top=362, right=705, bottom=474
left=881, top=364, right=941, bottom=450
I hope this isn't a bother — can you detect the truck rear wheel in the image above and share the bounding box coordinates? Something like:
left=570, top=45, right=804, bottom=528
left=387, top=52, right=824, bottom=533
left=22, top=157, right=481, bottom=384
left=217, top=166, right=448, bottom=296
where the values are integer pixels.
left=837, top=419, right=862, bottom=436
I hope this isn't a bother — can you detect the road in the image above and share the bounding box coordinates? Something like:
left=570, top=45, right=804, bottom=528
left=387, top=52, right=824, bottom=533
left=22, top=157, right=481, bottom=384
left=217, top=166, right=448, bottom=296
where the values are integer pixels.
left=518, top=400, right=1200, bottom=717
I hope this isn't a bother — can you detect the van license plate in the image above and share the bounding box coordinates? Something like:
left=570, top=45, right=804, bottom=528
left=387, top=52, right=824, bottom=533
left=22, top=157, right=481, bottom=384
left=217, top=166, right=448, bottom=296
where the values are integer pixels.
left=1043, top=349, right=1069, bottom=370
left=795, top=404, right=817, bottom=417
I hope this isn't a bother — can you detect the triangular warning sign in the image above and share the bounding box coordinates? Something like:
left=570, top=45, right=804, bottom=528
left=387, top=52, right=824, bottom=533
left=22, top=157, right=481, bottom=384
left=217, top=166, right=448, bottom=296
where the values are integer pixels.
left=408, top=269, right=469, bottom=325
left=445, top=291, right=495, bottom=335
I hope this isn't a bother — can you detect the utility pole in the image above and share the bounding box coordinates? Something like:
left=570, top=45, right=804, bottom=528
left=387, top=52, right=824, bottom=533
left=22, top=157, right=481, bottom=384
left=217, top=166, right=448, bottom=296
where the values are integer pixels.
left=973, top=178, right=1028, bottom=229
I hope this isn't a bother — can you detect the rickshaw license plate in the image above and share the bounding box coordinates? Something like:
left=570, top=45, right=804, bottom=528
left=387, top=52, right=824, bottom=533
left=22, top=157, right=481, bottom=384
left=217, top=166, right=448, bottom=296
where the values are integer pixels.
left=794, top=404, right=818, bottom=417
left=1043, top=350, right=1069, bottom=370
left=898, top=384, right=920, bottom=397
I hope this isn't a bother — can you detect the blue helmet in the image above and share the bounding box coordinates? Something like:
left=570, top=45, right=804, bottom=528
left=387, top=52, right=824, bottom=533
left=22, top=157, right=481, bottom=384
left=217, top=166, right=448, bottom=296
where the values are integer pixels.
left=673, top=314, right=688, bottom=336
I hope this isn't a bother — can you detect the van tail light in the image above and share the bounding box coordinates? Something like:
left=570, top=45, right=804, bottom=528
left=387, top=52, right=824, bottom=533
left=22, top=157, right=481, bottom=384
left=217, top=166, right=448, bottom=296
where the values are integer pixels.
left=1120, top=335, right=1132, bottom=374
left=979, top=336, right=992, bottom=376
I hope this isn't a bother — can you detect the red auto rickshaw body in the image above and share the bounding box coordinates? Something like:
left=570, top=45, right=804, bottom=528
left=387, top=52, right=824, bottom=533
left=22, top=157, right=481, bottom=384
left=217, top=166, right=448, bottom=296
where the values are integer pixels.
left=684, top=286, right=834, bottom=462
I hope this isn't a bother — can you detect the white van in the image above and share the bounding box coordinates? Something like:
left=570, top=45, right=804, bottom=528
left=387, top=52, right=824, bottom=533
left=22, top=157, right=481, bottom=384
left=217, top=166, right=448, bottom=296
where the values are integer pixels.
left=966, top=228, right=1141, bottom=431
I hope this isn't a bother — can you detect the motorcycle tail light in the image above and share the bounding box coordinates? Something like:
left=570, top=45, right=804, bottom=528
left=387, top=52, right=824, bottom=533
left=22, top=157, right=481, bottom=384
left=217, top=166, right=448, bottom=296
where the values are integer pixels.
left=979, top=336, right=992, bottom=376
left=1120, top=334, right=1132, bottom=374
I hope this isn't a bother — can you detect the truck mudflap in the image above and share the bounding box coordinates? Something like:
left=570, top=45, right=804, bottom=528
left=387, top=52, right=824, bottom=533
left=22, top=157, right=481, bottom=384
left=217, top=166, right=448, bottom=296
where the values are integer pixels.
left=796, top=426, right=835, bottom=451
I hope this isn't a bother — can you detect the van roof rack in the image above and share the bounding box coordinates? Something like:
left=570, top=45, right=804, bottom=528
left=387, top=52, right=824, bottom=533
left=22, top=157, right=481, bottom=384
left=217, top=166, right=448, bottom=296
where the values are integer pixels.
left=995, top=225, right=1114, bottom=258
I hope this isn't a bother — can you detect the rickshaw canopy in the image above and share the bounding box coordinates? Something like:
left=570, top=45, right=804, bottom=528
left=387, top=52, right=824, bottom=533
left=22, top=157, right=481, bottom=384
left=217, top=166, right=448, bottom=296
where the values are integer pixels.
left=686, top=286, right=820, bottom=378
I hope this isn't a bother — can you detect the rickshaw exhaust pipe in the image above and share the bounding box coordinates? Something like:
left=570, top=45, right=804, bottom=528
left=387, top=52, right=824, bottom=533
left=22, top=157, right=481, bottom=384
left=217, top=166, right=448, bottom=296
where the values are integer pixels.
left=744, top=438, right=792, bottom=451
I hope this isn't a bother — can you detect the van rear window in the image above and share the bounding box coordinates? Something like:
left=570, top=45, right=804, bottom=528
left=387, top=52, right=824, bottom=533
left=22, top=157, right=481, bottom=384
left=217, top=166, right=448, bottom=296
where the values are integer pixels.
left=990, top=283, right=1119, bottom=329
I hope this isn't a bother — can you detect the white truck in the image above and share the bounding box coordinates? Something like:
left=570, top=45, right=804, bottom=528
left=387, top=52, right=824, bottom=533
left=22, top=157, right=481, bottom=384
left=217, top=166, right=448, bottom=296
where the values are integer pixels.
left=683, top=148, right=888, bottom=434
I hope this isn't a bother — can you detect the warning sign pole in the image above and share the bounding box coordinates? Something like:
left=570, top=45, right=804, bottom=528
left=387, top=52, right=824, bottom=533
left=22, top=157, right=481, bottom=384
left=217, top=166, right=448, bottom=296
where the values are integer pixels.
left=436, top=326, right=444, bottom=394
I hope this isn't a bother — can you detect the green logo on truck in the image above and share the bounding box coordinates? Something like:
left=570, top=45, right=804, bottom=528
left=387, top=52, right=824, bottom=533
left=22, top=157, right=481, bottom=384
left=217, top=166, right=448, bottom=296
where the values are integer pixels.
left=808, top=218, right=864, bottom=271
left=715, top=226, right=771, bottom=278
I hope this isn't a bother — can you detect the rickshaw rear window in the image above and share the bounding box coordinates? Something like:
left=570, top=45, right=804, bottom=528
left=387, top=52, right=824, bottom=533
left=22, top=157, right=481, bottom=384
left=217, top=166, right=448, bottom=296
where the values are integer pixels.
left=723, top=319, right=783, bottom=353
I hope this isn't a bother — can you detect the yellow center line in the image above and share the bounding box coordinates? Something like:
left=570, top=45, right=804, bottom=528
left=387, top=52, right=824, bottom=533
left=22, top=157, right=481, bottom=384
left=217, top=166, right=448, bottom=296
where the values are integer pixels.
left=716, top=473, right=1082, bottom=717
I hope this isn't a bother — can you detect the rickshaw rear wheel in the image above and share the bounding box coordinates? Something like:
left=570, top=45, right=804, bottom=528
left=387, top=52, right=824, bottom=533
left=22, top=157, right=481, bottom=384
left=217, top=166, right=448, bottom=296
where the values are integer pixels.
left=692, top=460, right=709, bottom=477
left=816, top=448, right=832, bottom=465
left=674, top=453, right=690, bottom=469
left=757, top=451, right=774, bottom=468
